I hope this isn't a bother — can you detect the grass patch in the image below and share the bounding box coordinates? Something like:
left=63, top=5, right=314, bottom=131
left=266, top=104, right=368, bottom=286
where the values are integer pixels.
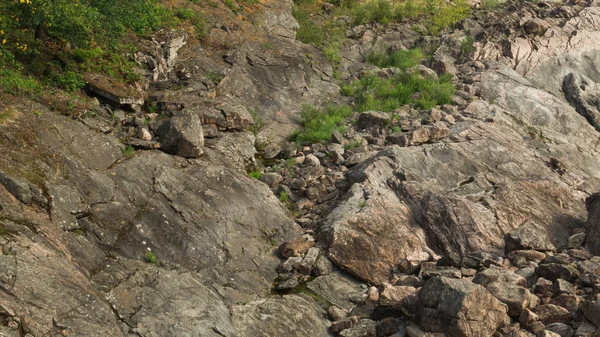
left=0, top=69, right=41, bottom=97
left=342, top=72, right=455, bottom=111
left=291, top=104, right=353, bottom=144
left=248, top=170, right=263, bottom=179
left=365, top=48, right=423, bottom=70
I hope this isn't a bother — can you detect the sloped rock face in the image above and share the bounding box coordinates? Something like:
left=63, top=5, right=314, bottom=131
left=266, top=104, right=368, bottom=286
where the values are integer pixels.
left=231, top=295, right=330, bottom=337
left=319, top=2, right=600, bottom=286
left=0, top=101, right=308, bottom=336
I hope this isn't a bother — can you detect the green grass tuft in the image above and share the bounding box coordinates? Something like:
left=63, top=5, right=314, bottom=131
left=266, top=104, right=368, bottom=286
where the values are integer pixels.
left=292, top=104, right=353, bottom=144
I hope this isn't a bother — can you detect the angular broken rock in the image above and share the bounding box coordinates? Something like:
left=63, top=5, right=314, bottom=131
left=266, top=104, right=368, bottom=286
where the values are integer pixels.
left=585, top=193, right=600, bottom=255
left=356, top=111, right=391, bottom=130
left=531, top=304, right=570, bottom=325
left=486, top=281, right=532, bottom=317
left=156, top=113, right=204, bottom=158
left=0, top=171, right=32, bottom=204
left=279, top=237, right=314, bottom=258
left=504, top=221, right=556, bottom=253
left=84, top=73, right=144, bottom=109
left=297, top=247, right=320, bottom=275
left=418, top=276, right=509, bottom=337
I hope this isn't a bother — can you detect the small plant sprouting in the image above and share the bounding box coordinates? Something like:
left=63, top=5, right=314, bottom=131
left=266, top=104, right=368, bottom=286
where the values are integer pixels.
left=122, top=145, right=136, bottom=157
left=145, top=251, right=156, bottom=263
left=248, top=170, right=263, bottom=180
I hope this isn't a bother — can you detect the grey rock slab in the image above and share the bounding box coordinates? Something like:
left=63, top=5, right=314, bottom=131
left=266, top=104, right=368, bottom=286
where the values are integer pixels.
left=307, top=272, right=365, bottom=311
left=108, top=266, right=233, bottom=337
left=231, top=295, right=330, bottom=337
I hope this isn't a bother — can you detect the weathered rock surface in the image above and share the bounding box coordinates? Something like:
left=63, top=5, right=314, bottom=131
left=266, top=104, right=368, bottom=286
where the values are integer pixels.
left=156, top=112, right=204, bottom=158
left=231, top=295, right=330, bottom=337
left=418, top=277, right=509, bottom=336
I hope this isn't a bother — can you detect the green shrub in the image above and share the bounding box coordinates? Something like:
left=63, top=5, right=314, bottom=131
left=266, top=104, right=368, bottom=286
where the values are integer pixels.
left=292, top=104, right=353, bottom=144
left=0, top=69, right=40, bottom=96
left=49, top=71, right=85, bottom=93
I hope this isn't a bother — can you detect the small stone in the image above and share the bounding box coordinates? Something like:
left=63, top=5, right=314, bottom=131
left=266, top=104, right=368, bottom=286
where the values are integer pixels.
left=313, top=255, right=335, bottom=277
left=536, top=264, right=579, bottom=282
left=580, top=300, right=600, bottom=326
left=519, top=309, right=539, bottom=328
left=504, top=221, right=556, bottom=252
left=461, top=268, right=477, bottom=277
left=305, top=187, right=320, bottom=201
left=367, top=286, right=379, bottom=302
left=260, top=173, right=283, bottom=188
left=339, top=319, right=376, bottom=337
left=138, top=127, right=152, bottom=141
left=297, top=247, right=320, bottom=275
left=553, top=279, right=576, bottom=296
left=545, top=323, right=574, bottom=337
left=535, top=278, right=554, bottom=294
left=263, top=143, right=281, bottom=159
left=531, top=304, right=570, bottom=325
left=275, top=273, right=298, bottom=290
left=549, top=294, right=580, bottom=312
left=393, top=275, right=423, bottom=288
left=277, top=256, right=303, bottom=273
left=567, top=232, right=586, bottom=249
left=328, top=305, right=348, bottom=321
left=304, top=154, right=320, bottom=166
left=330, top=319, right=353, bottom=334
left=279, top=237, right=315, bottom=258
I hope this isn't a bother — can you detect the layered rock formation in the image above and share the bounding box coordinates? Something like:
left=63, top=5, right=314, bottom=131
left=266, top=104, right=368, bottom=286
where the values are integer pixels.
left=3, top=0, right=600, bottom=336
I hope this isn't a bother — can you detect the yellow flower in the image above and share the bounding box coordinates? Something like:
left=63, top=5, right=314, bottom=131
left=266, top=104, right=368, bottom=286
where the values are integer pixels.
left=1, top=39, right=5, bottom=45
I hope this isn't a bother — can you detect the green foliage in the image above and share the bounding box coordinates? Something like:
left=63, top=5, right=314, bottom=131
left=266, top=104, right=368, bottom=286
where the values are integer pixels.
left=248, top=170, right=263, bottom=179
left=350, top=0, right=470, bottom=34
left=292, top=104, right=353, bottom=144
left=459, top=35, right=475, bottom=59
left=248, top=109, right=265, bottom=135
left=293, top=6, right=325, bottom=45
left=48, top=70, right=85, bottom=93
left=145, top=251, right=156, bottom=263
left=425, top=0, right=472, bottom=35
left=480, top=0, right=501, bottom=10
left=0, top=68, right=40, bottom=96
left=122, top=145, right=136, bottom=157
left=342, top=72, right=455, bottom=111
left=365, top=48, right=423, bottom=70
left=278, top=191, right=291, bottom=203
left=206, top=70, right=224, bottom=84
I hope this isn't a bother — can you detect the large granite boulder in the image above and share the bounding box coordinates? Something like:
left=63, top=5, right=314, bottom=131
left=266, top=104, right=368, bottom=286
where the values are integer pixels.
left=418, top=277, right=510, bottom=337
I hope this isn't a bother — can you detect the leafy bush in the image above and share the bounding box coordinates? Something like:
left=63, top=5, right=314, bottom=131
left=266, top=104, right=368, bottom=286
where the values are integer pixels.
left=0, top=69, right=40, bottom=96
left=292, top=104, right=353, bottom=144
left=49, top=70, right=85, bottom=93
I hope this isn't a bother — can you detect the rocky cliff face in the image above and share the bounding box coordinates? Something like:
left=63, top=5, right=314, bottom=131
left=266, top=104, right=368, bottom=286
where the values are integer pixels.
left=3, top=0, right=600, bottom=336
